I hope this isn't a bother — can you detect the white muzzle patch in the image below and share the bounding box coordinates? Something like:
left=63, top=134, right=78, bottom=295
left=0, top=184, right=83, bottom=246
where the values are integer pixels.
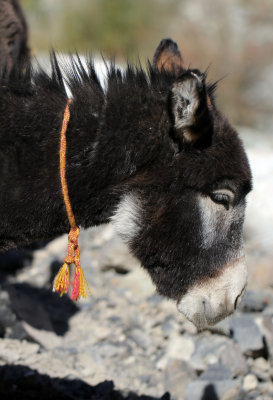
left=177, top=256, right=248, bottom=329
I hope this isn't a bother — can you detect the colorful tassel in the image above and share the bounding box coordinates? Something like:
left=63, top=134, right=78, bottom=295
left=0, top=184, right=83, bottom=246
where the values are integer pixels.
left=53, top=226, right=90, bottom=301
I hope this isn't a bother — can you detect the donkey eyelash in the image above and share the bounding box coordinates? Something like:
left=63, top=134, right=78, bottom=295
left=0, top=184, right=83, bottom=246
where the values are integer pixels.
left=210, top=189, right=235, bottom=209
left=211, top=193, right=230, bottom=208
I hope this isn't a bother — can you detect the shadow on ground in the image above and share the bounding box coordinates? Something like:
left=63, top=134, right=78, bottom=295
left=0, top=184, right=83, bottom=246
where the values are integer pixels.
left=0, top=365, right=170, bottom=400
left=201, top=384, right=219, bottom=400
left=0, top=241, right=47, bottom=282
left=7, top=283, right=79, bottom=336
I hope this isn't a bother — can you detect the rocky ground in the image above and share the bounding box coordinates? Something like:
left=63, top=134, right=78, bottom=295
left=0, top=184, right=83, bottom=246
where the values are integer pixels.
left=0, top=129, right=272, bottom=400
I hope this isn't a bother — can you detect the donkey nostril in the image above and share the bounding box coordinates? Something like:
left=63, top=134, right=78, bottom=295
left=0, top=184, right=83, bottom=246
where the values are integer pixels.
left=234, top=294, right=241, bottom=310
left=234, top=291, right=245, bottom=310
left=234, top=283, right=247, bottom=310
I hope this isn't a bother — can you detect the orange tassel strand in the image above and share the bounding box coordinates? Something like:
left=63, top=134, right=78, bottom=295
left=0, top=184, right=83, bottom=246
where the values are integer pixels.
left=53, top=99, right=90, bottom=300
left=71, top=260, right=91, bottom=301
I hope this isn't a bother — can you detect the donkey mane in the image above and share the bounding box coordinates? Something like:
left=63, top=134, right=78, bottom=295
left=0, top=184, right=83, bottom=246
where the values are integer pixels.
left=0, top=53, right=217, bottom=105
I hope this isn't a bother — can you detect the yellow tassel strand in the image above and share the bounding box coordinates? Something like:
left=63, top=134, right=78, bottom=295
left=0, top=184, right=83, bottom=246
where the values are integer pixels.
left=53, top=263, right=69, bottom=296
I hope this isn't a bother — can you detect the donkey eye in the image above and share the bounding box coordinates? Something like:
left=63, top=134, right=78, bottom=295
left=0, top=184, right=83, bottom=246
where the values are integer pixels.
left=210, top=190, right=234, bottom=209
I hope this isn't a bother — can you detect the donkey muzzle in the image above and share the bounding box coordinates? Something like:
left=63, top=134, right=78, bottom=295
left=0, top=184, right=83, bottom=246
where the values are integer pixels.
left=177, top=257, right=247, bottom=329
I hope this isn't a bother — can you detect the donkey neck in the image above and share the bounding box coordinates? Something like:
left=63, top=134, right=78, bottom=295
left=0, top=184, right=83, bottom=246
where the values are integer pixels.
left=0, top=69, right=171, bottom=250
left=66, top=83, right=171, bottom=229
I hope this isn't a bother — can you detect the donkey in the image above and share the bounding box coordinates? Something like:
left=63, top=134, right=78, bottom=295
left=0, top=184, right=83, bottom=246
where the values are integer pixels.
left=0, top=0, right=29, bottom=73
left=0, top=39, right=252, bottom=328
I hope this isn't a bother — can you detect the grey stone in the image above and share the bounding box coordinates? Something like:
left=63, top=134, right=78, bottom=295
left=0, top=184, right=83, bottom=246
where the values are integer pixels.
left=189, top=335, right=232, bottom=372
left=260, top=314, right=273, bottom=361
left=219, top=343, right=248, bottom=377
left=239, top=290, right=272, bottom=313
left=258, top=382, right=273, bottom=398
left=96, top=342, right=126, bottom=358
left=130, top=328, right=153, bottom=351
left=184, top=379, right=241, bottom=400
left=161, top=317, right=178, bottom=338
left=206, top=317, right=232, bottom=337
left=200, top=363, right=232, bottom=381
left=0, top=290, right=16, bottom=330
left=231, top=314, right=265, bottom=356
left=164, top=360, right=197, bottom=400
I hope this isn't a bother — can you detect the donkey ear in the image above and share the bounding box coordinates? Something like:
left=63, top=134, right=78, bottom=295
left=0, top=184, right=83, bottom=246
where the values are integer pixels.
left=153, top=38, right=184, bottom=75
left=171, top=71, right=212, bottom=144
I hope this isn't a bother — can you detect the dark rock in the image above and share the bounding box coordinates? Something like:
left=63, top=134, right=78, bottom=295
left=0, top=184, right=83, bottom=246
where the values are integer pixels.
left=231, top=315, right=265, bottom=357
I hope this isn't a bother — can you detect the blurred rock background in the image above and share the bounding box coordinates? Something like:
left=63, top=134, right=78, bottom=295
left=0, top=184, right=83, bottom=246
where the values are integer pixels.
left=0, top=0, right=272, bottom=399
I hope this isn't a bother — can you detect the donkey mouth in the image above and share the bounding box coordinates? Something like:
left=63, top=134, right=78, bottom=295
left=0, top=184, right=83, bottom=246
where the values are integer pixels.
left=176, top=257, right=248, bottom=329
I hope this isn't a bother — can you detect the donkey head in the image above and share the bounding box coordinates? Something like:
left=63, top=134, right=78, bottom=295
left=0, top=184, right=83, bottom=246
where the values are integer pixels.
left=112, top=39, right=252, bottom=329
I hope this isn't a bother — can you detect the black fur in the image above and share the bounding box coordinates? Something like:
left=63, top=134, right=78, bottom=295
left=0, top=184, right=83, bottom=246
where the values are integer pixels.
left=0, top=41, right=252, bottom=300
left=0, top=0, right=29, bottom=74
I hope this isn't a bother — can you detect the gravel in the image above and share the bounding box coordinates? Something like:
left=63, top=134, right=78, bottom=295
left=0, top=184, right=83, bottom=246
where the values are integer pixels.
left=0, top=137, right=272, bottom=399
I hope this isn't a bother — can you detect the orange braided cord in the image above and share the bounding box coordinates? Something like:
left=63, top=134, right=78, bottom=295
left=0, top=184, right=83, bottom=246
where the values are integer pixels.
left=53, top=99, right=90, bottom=300
left=59, top=98, right=76, bottom=228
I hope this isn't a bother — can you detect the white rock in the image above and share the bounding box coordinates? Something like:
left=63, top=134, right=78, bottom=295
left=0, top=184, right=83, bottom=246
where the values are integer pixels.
left=22, top=321, right=63, bottom=350
left=0, top=338, right=39, bottom=363
left=243, top=374, right=258, bottom=391
left=118, top=268, right=155, bottom=300
left=166, top=334, right=195, bottom=361
left=157, top=334, right=195, bottom=370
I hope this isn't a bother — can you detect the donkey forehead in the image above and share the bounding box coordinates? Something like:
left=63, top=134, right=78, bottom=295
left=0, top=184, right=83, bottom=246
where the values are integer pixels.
left=174, top=132, right=252, bottom=190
